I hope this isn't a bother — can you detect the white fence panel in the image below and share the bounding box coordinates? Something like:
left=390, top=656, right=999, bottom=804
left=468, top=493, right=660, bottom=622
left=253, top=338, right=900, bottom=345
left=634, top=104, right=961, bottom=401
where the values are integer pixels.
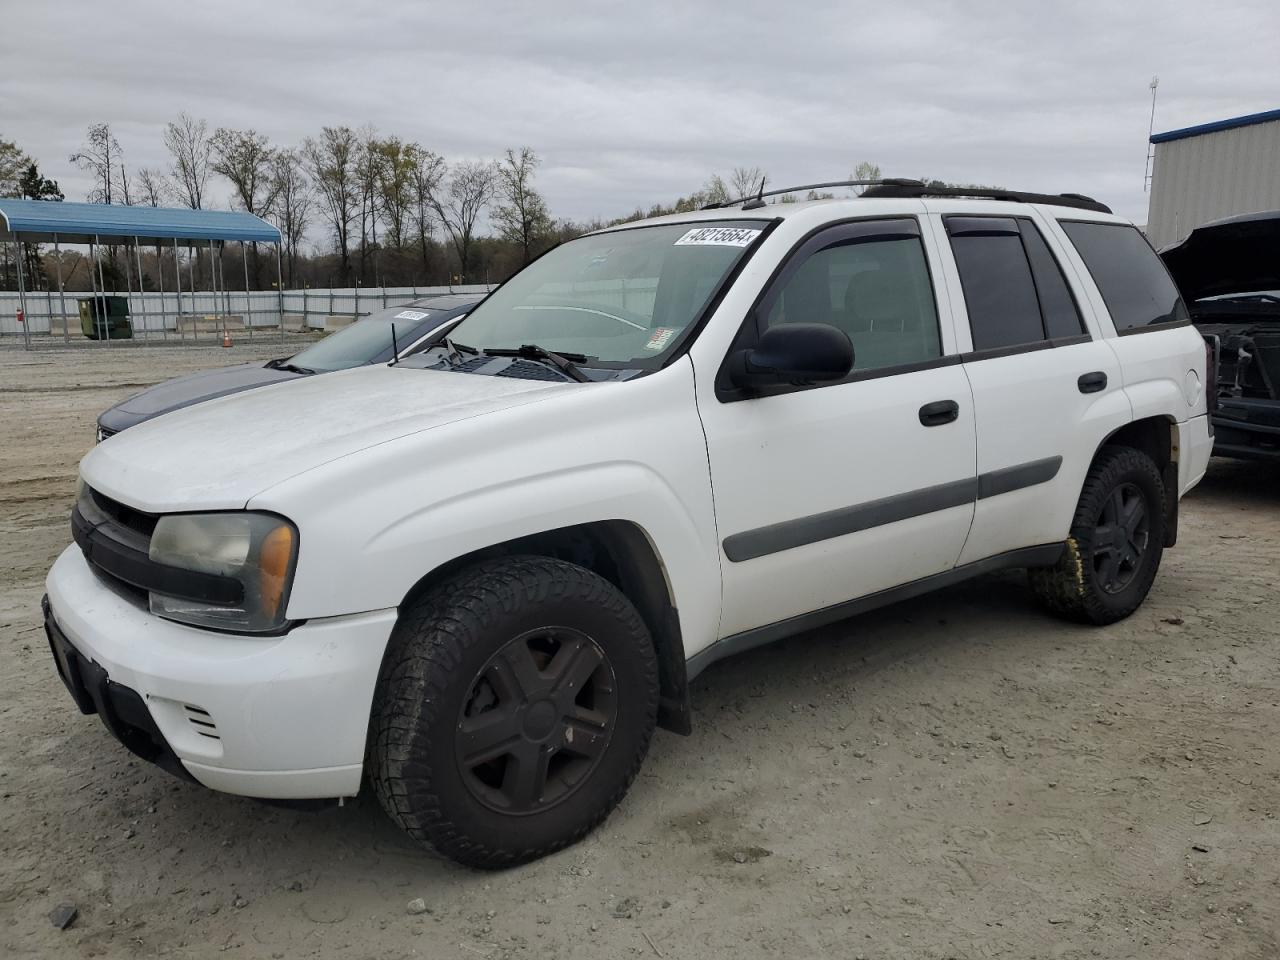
left=0, top=285, right=494, bottom=337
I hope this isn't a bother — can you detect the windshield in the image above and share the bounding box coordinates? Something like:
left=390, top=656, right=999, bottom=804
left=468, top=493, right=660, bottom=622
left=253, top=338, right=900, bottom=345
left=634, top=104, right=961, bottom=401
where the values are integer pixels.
left=290, top=305, right=440, bottom=371
left=447, top=221, right=767, bottom=367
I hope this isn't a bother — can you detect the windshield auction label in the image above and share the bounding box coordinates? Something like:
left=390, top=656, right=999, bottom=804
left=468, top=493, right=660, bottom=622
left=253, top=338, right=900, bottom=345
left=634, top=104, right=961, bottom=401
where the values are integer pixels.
left=674, top=226, right=762, bottom=247
left=394, top=310, right=431, bottom=321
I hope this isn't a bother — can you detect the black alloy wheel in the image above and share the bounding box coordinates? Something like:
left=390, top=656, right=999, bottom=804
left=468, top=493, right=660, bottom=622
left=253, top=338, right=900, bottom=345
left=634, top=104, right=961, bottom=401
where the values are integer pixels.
left=457, top=627, right=618, bottom=815
left=1091, top=481, right=1150, bottom=594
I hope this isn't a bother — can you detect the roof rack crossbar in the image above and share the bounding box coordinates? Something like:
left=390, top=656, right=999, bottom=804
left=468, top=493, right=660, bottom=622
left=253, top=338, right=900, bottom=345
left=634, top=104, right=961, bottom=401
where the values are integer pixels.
left=703, top=179, right=1112, bottom=215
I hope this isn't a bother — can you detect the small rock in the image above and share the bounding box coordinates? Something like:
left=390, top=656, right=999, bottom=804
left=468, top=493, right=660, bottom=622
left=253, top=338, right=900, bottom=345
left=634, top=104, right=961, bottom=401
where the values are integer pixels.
left=612, top=896, right=637, bottom=919
left=124, top=827, right=136, bottom=840
left=232, top=895, right=248, bottom=909
left=1192, top=844, right=1210, bottom=853
left=1048, top=917, right=1068, bottom=925
left=1048, top=781, right=1058, bottom=789
left=1193, top=814, right=1212, bottom=826
left=1162, top=617, right=1184, bottom=626
left=850, top=750, right=867, bottom=759
left=1001, top=745, right=1015, bottom=759
left=288, top=880, right=304, bottom=892
left=987, top=732, right=1002, bottom=742
left=732, top=851, right=747, bottom=864
left=406, top=898, right=429, bottom=915
left=49, top=903, right=78, bottom=930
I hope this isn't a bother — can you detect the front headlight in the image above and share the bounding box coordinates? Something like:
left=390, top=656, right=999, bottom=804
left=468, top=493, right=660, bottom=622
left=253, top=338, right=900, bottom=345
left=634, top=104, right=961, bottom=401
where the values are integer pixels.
left=148, top=512, right=298, bottom=633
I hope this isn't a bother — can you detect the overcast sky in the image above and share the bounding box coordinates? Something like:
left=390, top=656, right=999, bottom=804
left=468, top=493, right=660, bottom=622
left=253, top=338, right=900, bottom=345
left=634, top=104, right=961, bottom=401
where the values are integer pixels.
left=3, top=0, right=1276, bottom=240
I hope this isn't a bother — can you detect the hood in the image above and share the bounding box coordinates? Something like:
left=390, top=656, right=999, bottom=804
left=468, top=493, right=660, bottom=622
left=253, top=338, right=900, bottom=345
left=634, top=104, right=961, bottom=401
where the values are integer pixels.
left=83, top=364, right=580, bottom=512
left=99, top=362, right=299, bottom=431
left=1160, top=210, right=1280, bottom=302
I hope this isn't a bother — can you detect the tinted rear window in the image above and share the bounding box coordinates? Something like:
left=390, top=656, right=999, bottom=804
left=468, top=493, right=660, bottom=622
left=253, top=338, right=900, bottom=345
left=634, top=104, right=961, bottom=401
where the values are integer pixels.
left=946, top=219, right=1044, bottom=351
left=1060, top=221, right=1188, bottom=332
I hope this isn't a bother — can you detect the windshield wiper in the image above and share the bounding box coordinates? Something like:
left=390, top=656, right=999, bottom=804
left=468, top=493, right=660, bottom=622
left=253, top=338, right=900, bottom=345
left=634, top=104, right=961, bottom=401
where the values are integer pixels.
left=482, top=344, right=592, bottom=383
left=270, top=361, right=316, bottom=375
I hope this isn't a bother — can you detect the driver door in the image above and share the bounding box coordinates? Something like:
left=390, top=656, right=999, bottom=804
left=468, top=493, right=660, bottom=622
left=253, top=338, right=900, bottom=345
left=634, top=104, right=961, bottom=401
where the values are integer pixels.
left=695, top=217, right=977, bottom=638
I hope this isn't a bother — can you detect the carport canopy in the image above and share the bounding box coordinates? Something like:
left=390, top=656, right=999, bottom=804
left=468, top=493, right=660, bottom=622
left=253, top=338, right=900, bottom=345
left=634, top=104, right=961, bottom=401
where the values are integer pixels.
left=0, top=198, right=280, bottom=245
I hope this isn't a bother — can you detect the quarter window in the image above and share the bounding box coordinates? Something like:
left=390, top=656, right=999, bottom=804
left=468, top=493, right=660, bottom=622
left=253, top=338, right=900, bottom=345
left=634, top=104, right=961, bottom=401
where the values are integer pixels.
left=946, top=216, right=1086, bottom=350
left=763, top=223, right=941, bottom=372
left=1060, top=221, right=1189, bottom=332
left=947, top=218, right=1045, bottom=351
left=1017, top=221, right=1085, bottom=339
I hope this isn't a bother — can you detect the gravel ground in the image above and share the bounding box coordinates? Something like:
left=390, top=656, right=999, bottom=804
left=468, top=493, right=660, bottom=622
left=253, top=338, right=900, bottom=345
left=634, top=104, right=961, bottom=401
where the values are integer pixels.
left=1, top=343, right=1277, bottom=960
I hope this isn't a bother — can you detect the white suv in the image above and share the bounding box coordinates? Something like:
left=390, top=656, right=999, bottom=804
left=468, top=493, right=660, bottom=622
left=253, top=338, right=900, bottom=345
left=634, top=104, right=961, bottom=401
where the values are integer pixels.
left=45, top=181, right=1213, bottom=867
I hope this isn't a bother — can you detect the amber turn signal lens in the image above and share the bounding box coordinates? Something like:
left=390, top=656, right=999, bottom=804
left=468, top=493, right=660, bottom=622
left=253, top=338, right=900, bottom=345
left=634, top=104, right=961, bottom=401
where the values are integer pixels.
left=259, top=524, right=296, bottom=619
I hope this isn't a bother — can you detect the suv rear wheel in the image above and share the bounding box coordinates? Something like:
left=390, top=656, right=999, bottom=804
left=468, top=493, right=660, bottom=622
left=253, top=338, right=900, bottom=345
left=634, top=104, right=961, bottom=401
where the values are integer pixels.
left=1029, top=445, right=1166, bottom=625
left=369, top=556, right=659, bottom=868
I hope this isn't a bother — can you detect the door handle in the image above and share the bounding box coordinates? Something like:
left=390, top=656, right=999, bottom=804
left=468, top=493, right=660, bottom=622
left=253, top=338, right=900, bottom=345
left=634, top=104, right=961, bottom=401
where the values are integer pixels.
left=1078, top=371, right=1108, bottom=394
left=919, top=399, right=960, bottom=427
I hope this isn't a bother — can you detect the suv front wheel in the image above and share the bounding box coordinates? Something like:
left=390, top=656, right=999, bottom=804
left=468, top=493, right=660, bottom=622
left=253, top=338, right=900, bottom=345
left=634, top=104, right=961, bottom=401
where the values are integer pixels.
left=369, top=556, right=659, bottom=868
left=1029, top=445, right=1167, bottom=625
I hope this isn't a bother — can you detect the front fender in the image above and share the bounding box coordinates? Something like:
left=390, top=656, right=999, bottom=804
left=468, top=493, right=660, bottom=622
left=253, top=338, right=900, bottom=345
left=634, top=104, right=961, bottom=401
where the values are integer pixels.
left=251, top=359, right=723, bottom=658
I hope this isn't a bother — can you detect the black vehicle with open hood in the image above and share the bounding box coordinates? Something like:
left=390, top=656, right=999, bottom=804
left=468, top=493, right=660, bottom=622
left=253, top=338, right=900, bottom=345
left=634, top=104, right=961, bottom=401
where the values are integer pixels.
left=1160, top=210, right=1280, bottom=461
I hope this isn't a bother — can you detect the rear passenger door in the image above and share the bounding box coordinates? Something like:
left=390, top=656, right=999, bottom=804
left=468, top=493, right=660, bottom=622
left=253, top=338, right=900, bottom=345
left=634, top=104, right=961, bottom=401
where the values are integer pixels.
left=932, top=213, right=1129, bottom=564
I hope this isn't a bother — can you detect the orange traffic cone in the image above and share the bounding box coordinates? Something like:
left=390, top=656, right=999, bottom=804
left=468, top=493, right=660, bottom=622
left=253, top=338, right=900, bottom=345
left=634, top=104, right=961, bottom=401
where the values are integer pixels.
left=222, top=328, right=232, bottom=348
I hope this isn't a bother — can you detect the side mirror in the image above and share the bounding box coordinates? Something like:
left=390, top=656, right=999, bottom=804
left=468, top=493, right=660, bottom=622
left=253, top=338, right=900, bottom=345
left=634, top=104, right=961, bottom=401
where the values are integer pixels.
left=728, top=323, right=854, bottom=390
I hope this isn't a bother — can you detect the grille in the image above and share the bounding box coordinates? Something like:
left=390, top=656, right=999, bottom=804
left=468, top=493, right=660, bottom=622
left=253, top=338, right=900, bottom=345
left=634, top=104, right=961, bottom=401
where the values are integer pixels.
left=183, top=705, right=220, bottom=741
left=495, top=359, right=571, bottom=382
left=89, top=487, right=158, bottom=539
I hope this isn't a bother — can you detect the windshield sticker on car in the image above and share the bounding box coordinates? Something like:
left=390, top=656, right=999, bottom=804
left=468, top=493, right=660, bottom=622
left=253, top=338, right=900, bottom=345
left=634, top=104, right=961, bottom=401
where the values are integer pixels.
left=644, top=327, right=678, bottom=351
left=394, top=310, right=430, bottom=321
left=674, top=226, right=762, bottom=247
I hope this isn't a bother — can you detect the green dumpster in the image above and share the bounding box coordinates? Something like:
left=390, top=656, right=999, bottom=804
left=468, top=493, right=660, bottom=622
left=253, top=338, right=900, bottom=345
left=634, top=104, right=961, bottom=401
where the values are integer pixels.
left=78, top=296, right=134, bottom=340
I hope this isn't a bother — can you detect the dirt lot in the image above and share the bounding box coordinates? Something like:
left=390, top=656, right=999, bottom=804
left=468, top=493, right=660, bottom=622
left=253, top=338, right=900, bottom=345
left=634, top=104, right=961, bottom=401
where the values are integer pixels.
left=1, top=342, right=1278, bottom=960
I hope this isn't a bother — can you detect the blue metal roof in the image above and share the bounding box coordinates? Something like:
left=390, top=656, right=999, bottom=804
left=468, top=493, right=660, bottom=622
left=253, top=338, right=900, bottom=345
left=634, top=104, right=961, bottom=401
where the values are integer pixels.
left=1150, top=107, right=1280, bottom=144
left=0, top=198, right=281, bottom=244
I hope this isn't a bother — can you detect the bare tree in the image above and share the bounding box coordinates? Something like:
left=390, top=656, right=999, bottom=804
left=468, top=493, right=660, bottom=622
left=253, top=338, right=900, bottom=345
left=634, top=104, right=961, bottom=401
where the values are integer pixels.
left=212, top=128, right=280, bottom=285
left=852, top=160, right=881, bottom=194
left=728, top=166, right=766, bottom=200
left=70, top=123, right=121, bottom=203
left=375, top=137, right=415, bottom=251
left=430, top=160, right=495, bottom=282
left=211, top=128, right=279, bottom=216
left=407, top=144, right=445, bottom=280
left=137, top=167, right=166, bottom=287
left=270, top=150, right=312, bottom=288
left=113, top=165, right=136, bottom=206
left=302, top=126, right=358, bottom=281
left=492, top=147, right=552, bottom=266
left=137, top=168, right=164, bottom=206
left=701, top=174, right=730, bottom=206
left=354, top=128, right=382, bottom=284
left=163, top=113, right=212, bottom=209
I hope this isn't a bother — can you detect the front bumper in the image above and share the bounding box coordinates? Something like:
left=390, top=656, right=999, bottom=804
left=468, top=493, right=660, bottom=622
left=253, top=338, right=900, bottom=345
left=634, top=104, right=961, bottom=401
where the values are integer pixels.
left=1211, top=400, right=1280, bottom=461
left=45, top=545, right=397, bottom=799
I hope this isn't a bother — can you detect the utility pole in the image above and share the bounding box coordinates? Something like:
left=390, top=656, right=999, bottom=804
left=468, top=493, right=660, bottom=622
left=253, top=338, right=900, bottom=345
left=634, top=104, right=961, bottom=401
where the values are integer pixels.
left=1144, top=76, right=1160, bottom=192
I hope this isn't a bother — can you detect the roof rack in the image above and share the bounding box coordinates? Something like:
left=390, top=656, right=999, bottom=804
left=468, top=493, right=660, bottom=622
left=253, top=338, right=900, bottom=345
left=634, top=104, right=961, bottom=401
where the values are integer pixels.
left=860, top=182, right=1112, bottom=214
left=704, top=178, right=1112, bottom=215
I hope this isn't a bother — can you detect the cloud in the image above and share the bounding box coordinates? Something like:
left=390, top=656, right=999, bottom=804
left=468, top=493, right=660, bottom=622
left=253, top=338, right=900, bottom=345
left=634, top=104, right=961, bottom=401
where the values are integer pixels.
left=4, top=0, right=1276, bottom=235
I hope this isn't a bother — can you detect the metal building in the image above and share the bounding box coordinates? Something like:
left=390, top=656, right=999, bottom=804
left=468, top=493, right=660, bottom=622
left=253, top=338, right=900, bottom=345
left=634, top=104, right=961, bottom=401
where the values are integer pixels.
left=1145, top=107, right=1280, bottom=249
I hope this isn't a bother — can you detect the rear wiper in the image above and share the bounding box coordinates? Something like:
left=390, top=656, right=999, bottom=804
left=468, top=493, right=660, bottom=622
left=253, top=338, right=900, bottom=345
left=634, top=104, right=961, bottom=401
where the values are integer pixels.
left=482, top=344, right=592, bottom=383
